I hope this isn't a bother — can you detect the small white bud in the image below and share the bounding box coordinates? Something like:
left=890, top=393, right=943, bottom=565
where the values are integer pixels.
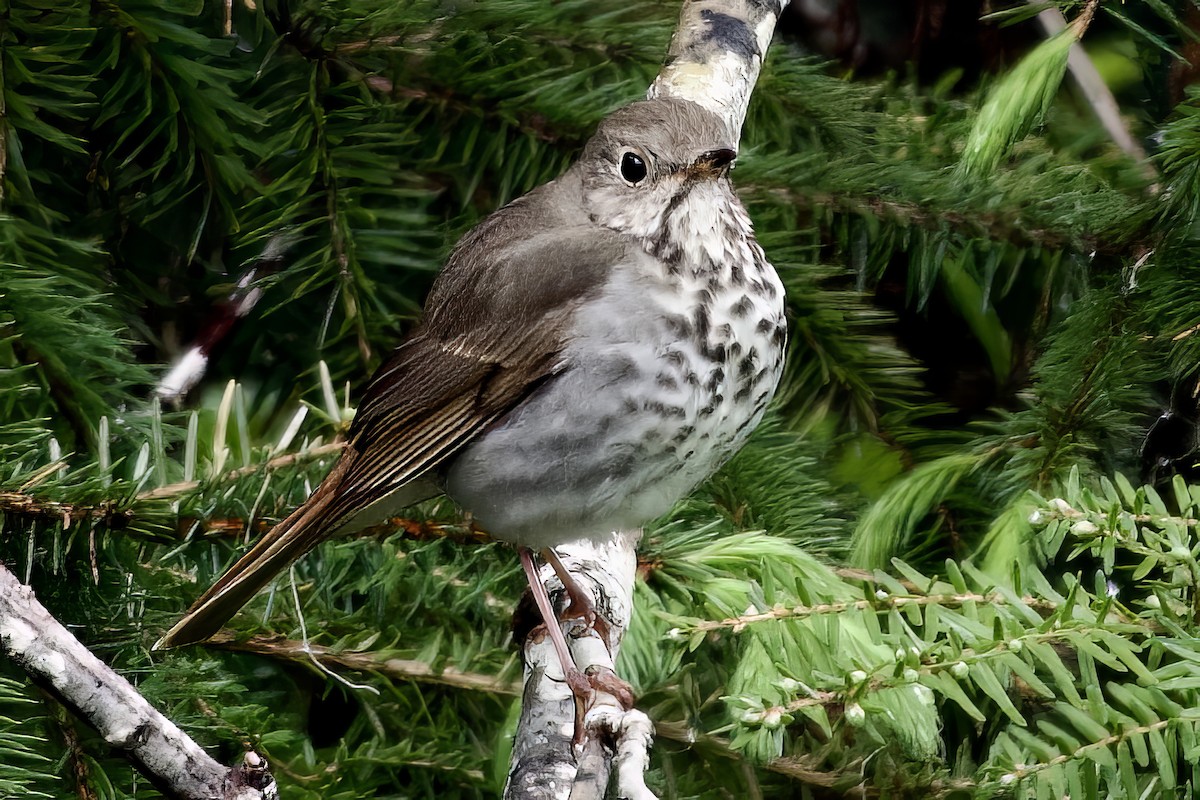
left=738, top=708, right=763, bottom=724
left=848, top=670, right=868, bottom=685
left=894, top=647, right=906, bottom=661
left=844, top=702, right=866, bottom=726
left=762, top=707, right=784, bottom=729
left=1007, top=639, right=1024, bottom=652
left=950, top=661, right=969, bottom=679
left=1049, top=498, right=1074, bottom=514
left=666, top=627, right=684, bottom=641
left=912, top=684, right=934, bottom=705
left=1070, top=520, right=1098, bottom=535
left=1027, top=509, right=1044, bottom=525
left=902, top=668, right=920, bottom=683
left=999, top=773, right=1017, bottom=786
left=1106, top=580, right=1119, bottom=598
left=1145, top=594, right=1161, bottom=608
left=875, top=589, right=889, bottom=600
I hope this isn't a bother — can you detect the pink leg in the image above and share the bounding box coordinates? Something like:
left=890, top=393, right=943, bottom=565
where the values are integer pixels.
left=541, top=549, right=597, bottom=618
left=519, top=547, right=591, bottom=701
left=539, top=548, right=634, bottom=710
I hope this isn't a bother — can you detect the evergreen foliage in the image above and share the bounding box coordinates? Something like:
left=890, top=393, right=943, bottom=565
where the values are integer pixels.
left=2, top=1, right=1200, bottom=798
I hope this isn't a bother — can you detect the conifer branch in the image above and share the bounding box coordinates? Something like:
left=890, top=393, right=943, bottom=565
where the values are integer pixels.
left=1000, top=718, right=1171, bottom=785
left=762, top=622, right=1137, bottom=716
left=680, top=591, right=1063, bottom=634
left=207, top=633, right=520, bottom=695
left=0, top=44, right=7, bottom=208
left=0, top=442, right=346, bottom=530
left=49, top=702, right=99, bottom=800
left=768, top=187, right=1100, bottom=252
left=139, top=441, right=346, bottom=501
left=0, top=492, right=129, bottom=527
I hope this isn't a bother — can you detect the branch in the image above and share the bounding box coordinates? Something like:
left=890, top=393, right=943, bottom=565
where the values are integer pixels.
left=679, top=591, right=1063, bottom=634
left=207, top=633, right=519, bottom=696
left=138, top=441, right=345, bottom=501
left=0, top=563, right=276, bottom=800
left=1030, top=0, right=1158, bottom=185
left=506, top=531, right=647, bottom=800
left=648, top=0, right=787, bottom=141
left=506, top=3, right=789, bottom=797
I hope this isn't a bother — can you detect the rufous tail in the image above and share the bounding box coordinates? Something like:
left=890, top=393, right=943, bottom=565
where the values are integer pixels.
left=153, top=455, right=352, bottom=649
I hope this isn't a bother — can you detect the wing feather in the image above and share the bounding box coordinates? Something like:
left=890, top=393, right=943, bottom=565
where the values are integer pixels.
left=156, top=174, right=625, bottom=648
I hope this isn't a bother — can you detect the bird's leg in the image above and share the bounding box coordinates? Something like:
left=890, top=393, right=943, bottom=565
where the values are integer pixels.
left=540, top=547, right=635, bottom=711
left=540, top=548, right=602, bottom=629
left=518, top=547, right=593, bottom=708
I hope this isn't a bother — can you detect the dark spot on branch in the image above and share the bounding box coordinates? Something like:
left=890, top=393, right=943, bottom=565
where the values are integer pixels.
left=699, top=10, right=760, bottom=59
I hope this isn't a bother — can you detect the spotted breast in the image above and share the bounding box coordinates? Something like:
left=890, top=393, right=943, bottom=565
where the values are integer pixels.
left=444, top=167, right=786, bottom=548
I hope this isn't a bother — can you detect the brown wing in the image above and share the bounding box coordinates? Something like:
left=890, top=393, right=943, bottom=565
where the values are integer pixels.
left=156, top=174, right=621, bottom=648
left=319, top=322, right=568, bottom=528
left=154, top=327, right=565, bottom=649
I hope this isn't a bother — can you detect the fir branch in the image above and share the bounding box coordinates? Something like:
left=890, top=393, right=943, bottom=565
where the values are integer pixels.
left=206, top=633, right=520, bottom=696
left=768, top=621, right=1145, bottom=716
left=654, top=719, right=879, bottom=796
left=999, top=718, right=1172, bottom=786
left=0, top=492, right=128, bottom=528
left=679, top=591, right=1062, bottom=634
left=0, top=45, right=7, bottom=208
left=764, top=186, right=1137, bottom=254
left=0, top=441, right=346, bottom=529
left=137, top=441, right=345, bottom=501
left=46, top=699, right=99, bottom=800
left=1036, top=499, right=1199, bottom=528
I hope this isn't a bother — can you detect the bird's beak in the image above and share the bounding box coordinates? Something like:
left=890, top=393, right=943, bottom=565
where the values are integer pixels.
left=689, top=148, right=737, bottom=178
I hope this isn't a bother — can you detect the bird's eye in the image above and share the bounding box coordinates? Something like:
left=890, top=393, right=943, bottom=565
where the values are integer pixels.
left=620, top=152, right=647, bottom=184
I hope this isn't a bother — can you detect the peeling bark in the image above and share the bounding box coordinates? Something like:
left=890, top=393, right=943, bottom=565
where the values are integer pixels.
left=0, top=564, right=276, bottom=800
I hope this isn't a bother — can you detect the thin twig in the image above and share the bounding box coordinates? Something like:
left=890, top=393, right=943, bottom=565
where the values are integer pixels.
left=759, top=186, right=1120, bottom=254
left=0, top=442, right=346, bottom=531
left=206, top=633, right=521, bottom=696
left=139, top=441, right=345, bottom=501
left=47, top=698, right=100, bottom=800
left=681, top=591, right=1062, bottom=634
left=1001, top=718, right=1172, bottom=784
left=1033, top=0, right=1157, bottom=184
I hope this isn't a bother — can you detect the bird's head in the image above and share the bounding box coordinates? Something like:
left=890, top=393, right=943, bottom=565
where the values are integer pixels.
left=577, top=97, right=738, bottom=244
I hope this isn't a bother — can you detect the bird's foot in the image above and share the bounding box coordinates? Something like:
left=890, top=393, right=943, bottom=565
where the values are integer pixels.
left=540, top=548, right=614, bottom=645
left=587, top=665, right=635, bottom=711
left=562, top=666, right=636, bottom=745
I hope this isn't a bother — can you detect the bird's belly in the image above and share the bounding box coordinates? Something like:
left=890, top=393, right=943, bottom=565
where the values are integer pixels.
left=444, top=263, right=785, bottom=548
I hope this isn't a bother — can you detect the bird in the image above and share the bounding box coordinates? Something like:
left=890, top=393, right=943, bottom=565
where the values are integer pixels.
left=156, top=96, right=787, bottom=692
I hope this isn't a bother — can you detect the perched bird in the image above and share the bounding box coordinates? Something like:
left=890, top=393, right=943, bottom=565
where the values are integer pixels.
left=156, top=96, right=787, bottom=687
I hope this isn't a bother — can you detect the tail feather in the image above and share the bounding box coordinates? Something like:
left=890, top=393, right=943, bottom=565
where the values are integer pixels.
left=154, top=455, right=352, bottom=649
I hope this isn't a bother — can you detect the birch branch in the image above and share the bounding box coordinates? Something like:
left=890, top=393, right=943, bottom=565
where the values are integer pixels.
left=506, top=531, right=644, bottom=800
left=0, top=563, right=276, bottom=800
left=649, top=0, right=788, bottom=141
left=507, top=2, right=789, bottom=797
